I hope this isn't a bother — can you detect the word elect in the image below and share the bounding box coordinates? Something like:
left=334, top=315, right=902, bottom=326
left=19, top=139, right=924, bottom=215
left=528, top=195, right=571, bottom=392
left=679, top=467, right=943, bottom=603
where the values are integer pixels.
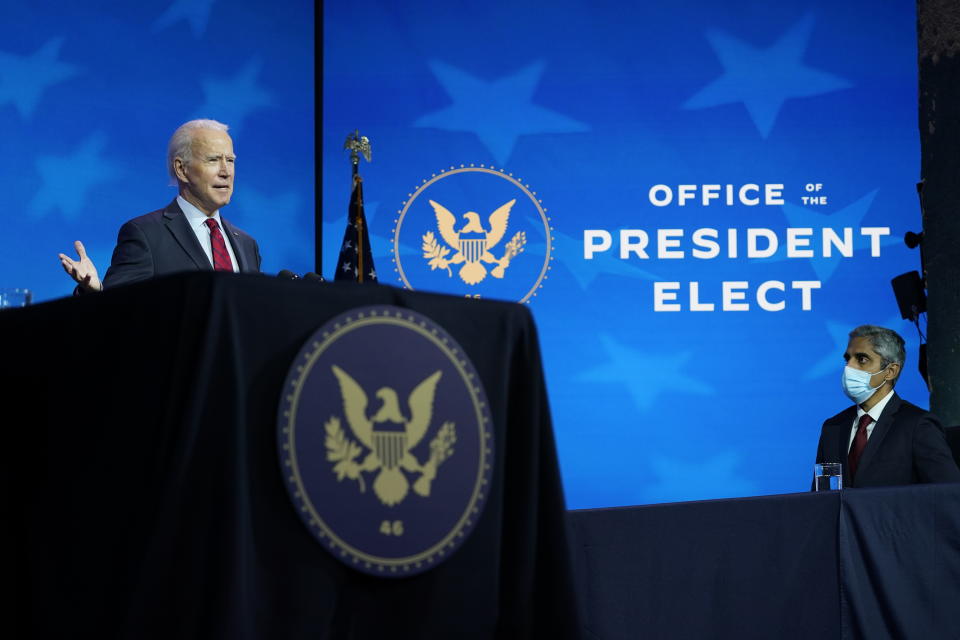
left=653, top=280, right=821, bottom=312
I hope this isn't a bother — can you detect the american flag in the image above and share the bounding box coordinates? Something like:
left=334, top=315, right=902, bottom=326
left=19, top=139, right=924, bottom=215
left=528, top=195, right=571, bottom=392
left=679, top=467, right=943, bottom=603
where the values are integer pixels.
left=334, top=174, right=377, bottom=283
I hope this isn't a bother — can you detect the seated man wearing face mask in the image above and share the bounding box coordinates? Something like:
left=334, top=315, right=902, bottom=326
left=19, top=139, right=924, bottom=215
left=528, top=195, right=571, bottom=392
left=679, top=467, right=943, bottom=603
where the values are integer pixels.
left=815, top=325, right=960, bottom=488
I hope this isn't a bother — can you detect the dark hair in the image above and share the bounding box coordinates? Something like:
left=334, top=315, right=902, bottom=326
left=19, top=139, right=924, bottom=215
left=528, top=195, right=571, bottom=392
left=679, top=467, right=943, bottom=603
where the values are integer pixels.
left=849, top=325, right=906, bottom=386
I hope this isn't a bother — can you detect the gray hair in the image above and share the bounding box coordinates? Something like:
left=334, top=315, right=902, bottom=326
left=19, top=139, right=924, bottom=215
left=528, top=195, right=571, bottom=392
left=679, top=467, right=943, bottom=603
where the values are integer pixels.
left=167, top=119, right=230, bottom=182
left=849, top=325, right=906, bottom=386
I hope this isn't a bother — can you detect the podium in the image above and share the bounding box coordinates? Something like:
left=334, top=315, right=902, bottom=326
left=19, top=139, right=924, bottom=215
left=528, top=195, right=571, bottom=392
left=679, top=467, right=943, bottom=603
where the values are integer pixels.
left=3, top=273, right=579, bottom=639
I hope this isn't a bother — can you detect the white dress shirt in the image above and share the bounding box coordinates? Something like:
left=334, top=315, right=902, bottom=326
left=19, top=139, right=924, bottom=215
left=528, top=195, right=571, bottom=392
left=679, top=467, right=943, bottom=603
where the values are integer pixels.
left=177, top=195, right=239, bottom=272
left=848, top=388, right=896, bottom=450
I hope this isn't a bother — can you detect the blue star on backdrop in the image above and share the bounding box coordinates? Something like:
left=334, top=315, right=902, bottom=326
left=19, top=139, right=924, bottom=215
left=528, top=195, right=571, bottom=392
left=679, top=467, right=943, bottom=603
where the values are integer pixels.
left=415, top=60, right=589, bottom=165
left=579, top=335, right=715, bottom=412
left=194, top=58, right=274, bottom=133
left=231, top=185, right=304, bottom=265
left=684, top=14, right=850, bottom=137
left=154, top=0, right=217, bottom=38
left=804, top=319, right=858, bottom=381
left=779, top=191, right=900, bottom=281
left=804, top=315, right=912, bottom=380
left=30, top=133, right=122, bottom=220
left=645, top=452, right=755, bottom=503
left=527, top=222, right=659, bottom=291
left=0, top=38, right=79, bottom=119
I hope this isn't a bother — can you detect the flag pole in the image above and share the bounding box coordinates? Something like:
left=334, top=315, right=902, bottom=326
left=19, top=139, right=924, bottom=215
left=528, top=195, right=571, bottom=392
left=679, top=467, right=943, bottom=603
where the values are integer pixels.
left=343, top=130, right=372, bottom=283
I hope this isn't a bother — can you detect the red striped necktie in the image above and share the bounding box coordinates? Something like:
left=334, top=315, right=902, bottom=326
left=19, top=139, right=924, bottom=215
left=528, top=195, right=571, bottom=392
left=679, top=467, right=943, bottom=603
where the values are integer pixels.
left=847, top=414, right=873, bottom=481
left=204, top=218, right=233, bottom=272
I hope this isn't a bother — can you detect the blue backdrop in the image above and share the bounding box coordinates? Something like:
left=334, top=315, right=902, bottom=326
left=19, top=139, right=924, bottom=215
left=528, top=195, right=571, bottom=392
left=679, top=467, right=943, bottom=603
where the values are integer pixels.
left=322, top=0, right=926, bottom=508
left=1, top=1, right=925, bottom=508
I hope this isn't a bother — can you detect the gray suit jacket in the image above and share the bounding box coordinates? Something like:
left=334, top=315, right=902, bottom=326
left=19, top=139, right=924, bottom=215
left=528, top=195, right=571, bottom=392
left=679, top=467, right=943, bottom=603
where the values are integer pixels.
left=815, top=393, right=960, bottom=488
left=101, top=199, right=261, bottom=289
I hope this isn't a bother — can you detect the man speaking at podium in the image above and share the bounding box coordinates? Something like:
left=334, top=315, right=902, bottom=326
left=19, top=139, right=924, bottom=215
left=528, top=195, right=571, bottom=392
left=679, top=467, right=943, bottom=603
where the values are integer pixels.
left=815, top=325, right=960, bottom=488
left=59, top=119, right=262, bottom=292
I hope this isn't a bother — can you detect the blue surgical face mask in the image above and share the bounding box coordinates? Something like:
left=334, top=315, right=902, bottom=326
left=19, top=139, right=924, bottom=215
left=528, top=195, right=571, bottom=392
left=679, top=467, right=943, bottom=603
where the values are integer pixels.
left=841, top=365, right=888, bottom=404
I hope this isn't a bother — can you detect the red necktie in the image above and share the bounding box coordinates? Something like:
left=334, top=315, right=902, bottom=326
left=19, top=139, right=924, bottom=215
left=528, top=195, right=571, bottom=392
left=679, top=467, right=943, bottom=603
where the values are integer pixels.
left=204, top=218, right=233, bottom=272
left=847, top=414, right=873, bottom=481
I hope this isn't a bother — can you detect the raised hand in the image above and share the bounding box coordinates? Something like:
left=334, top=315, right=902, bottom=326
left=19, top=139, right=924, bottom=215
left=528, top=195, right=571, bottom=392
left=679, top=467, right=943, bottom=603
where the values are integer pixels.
left=58, top=240, right=103, bottom=292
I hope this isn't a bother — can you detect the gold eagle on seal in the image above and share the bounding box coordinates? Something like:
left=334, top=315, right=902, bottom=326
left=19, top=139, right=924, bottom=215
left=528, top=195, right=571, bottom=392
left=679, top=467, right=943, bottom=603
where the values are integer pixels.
left=324, top=365, right=456, bottom=507
left=422, top=199, right=527, bottom=285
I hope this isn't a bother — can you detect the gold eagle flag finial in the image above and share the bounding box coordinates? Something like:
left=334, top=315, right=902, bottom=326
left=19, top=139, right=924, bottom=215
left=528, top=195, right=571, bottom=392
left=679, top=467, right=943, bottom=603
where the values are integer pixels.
left=344, top=129, right=372, bottom=169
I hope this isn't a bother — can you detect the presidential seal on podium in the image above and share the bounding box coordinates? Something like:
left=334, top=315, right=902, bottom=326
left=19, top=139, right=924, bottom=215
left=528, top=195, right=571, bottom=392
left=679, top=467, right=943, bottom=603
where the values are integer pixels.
left=277, top=306, right=494, bottom=576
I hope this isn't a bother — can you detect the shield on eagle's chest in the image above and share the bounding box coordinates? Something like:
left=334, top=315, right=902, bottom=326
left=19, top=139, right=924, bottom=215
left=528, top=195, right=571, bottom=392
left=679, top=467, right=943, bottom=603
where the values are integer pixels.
left=372, top=419, right=407, bottom=470
left=458, top=233, right=485, bottom=263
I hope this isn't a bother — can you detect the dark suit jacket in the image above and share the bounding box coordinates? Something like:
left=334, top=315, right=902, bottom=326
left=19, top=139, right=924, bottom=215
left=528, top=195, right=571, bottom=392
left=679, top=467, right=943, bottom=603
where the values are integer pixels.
left=101, top=199, right=262, bottom=289
left=815, top=392, right=960, bottom=488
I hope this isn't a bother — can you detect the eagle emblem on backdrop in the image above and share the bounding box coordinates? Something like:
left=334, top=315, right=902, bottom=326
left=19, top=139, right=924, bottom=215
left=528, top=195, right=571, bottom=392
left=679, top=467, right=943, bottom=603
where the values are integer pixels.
left=325, top=365, right=456, bottom=506
left=277, top=305, right=493, bottom=577
left=391, top=165, right=553, bottom=303
left=422, top=199, right=526, bottom=285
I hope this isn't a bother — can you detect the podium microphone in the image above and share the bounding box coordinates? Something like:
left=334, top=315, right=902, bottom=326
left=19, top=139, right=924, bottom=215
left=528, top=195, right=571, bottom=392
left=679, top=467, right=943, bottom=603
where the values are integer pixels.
left=277, top=269, right=299, bottom=280
left=303, top=272, right=325, bottom=283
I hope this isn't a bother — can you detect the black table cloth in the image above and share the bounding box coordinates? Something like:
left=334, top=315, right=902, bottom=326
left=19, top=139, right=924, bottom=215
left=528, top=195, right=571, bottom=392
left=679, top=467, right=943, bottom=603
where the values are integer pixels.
left=3, top=272, right=579, bottom=639
left=570, top=484, right=960, bottom=640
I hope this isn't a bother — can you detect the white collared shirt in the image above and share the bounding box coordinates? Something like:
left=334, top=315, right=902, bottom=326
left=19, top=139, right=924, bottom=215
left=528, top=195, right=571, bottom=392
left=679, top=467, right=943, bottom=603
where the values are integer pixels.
left=848, top=388, right=896, bottom=450
left=177, top=195, right=239, bottom=272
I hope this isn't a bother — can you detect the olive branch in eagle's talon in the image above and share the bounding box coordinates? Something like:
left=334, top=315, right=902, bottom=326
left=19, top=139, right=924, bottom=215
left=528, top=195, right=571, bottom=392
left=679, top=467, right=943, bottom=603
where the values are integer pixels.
left=422, top=231, right=453, bottom=277
left=413, top=421, right=457, bottom=497
left=324, top=417, right=366, bottom=492
left=491, top=231, right=526, bottom=279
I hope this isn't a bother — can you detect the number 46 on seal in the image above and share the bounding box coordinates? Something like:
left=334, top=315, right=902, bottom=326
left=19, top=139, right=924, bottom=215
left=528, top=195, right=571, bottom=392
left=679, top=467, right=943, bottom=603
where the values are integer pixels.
left=380, top=520, right=404, bottom=536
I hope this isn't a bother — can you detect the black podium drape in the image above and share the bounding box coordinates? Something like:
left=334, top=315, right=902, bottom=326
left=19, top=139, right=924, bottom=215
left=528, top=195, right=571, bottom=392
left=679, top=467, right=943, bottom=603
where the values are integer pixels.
left=3, top=273, right=579, bottom=640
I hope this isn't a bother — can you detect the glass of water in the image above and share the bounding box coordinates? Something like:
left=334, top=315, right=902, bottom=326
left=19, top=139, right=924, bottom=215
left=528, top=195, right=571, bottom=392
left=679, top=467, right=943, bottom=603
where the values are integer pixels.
left=0, top=288, right=32, bottom=309
left=814, top=462, right=842, bottom=491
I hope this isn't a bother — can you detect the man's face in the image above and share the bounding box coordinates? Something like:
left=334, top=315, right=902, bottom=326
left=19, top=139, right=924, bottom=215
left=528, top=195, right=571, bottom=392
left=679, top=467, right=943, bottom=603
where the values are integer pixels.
left=175, top=129, right=235, bottom=215
left=843, top=336, right=894, bottom=388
